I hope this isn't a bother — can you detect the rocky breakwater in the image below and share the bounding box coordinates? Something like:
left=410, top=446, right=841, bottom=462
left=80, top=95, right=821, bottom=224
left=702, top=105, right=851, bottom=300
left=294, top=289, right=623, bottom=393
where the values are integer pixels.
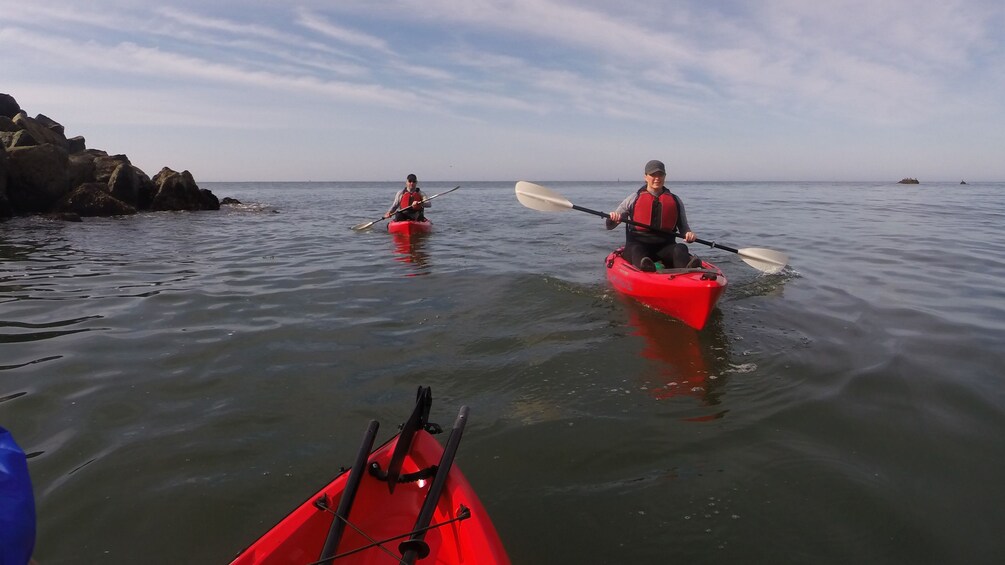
left=1, top=93, right=220, bottom=221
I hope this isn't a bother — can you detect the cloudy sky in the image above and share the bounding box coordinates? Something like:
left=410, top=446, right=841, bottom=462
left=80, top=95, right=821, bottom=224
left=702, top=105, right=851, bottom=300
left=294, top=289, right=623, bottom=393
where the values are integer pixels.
left=3, top=0, right=1003, bottom=182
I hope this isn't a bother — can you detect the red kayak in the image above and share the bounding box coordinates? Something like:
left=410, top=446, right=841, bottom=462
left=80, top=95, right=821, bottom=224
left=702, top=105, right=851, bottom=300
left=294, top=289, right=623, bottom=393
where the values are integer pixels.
left=388, top=219, right=432, bottom=235
left=231, top=387, right=509, bottom=565
left=605, top=248, right=727, bottom=330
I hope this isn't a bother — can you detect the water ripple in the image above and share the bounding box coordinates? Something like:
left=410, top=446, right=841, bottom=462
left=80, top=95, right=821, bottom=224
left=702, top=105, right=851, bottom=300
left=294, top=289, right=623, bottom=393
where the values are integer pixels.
left=4, top=181, right=1005, bottom=564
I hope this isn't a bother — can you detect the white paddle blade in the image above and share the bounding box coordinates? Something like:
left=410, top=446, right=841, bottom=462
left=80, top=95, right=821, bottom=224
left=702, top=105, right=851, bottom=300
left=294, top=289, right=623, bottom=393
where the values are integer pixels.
left=738, top=247, right=789, bottom=274
left=515, top=181, right=574, bottom=212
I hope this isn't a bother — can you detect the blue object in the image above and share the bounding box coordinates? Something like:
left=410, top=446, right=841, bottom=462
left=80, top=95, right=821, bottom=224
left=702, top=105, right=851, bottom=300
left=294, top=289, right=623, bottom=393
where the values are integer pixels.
left=1, top=426, right=35, bottom=565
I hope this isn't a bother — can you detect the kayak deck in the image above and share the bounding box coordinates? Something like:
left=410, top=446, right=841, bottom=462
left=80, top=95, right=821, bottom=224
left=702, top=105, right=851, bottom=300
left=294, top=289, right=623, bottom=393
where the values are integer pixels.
left=387, top=219, right=432, bottom=235
left=231, top=387, right=508, bottom=565
left=605, top=248, right=727, bottom=330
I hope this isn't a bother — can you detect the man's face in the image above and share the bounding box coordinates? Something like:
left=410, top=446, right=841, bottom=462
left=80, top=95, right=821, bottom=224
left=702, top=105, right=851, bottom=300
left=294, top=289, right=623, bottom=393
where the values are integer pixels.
left=646, top=172, right=666, bottom=190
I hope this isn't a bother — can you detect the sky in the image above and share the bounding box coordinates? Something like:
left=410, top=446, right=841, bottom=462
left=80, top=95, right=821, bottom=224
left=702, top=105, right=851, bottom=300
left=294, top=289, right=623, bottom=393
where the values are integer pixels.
left=2, top=0, right=1003, bottom=182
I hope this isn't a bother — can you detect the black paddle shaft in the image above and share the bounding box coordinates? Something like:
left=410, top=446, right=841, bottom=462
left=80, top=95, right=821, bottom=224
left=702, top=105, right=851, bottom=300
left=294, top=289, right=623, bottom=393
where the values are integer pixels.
left=569, top=204, right=740, bottom=254
left=319, top=419, right=380, bottom=563
left=379, top=386, right=433, bottom=493
left=399, top=406, right=469, bottom=565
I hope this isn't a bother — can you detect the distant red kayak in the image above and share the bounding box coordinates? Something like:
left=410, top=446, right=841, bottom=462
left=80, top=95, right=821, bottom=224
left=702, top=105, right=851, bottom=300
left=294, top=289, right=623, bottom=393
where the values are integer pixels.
left=387, top=219, right=432, bottom=235
left=605, top=248, right=727, bottom=330
left=230, top=387, right=509, bottom=565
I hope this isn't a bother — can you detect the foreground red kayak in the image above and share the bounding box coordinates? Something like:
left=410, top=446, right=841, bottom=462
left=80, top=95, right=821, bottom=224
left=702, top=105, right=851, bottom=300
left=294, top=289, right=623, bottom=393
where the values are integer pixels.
left=605, top=248, right=727, bottom=330
left=387, top=219, right=432, bottom=235
left=231, top=387, right=509, bottom=565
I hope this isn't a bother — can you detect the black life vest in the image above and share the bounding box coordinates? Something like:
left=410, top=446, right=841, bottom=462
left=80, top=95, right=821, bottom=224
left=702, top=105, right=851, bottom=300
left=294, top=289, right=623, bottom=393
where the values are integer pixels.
left=629, top=187, right=678, bottom=233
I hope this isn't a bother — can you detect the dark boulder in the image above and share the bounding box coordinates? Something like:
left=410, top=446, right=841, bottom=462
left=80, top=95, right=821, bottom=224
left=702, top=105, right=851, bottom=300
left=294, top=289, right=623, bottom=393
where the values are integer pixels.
left=34, top=114, right=65, bottom=136
left=67, top=152, right=98, bottom=189
left=200, top=188, right=220, bottom=210
left=0, top=146, right=9, bottom=219
left=94, top=154, right=130, bottom=183
left=12, top=112, right=68, bottom=150
left=108, top=163, right=141, bottom=208
left=151, top=167, right=205, bottom=211
left=5, top=144, right=71, bottom=213
left=1, top=93, right=222, bottom=218
left=133, top=166, right=156, bottom=210
left=4, top=130, right=38, bottom=148
left=67, top=136, right=86, bottom=153
left=0, top=93, right=20, bottom=119
left=0, top=191, right=11, bottom=219
left=53, top=183, right=137, bottom=217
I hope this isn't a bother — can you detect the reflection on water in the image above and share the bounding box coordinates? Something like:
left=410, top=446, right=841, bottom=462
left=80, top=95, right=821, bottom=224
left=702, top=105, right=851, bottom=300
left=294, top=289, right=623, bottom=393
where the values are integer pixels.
left=623, top=301, right=731, bottom=417
left=389, top=232, right=431, bottom=275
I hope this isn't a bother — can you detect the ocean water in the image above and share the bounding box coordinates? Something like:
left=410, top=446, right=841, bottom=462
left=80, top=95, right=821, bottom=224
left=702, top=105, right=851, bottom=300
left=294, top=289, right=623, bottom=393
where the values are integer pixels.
left=2, top=180, right=1004, bottom=564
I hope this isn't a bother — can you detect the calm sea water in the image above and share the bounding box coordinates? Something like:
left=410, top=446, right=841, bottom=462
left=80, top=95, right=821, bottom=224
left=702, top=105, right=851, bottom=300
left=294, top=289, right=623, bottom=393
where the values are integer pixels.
left=2, top=180, right=1004, bottom=564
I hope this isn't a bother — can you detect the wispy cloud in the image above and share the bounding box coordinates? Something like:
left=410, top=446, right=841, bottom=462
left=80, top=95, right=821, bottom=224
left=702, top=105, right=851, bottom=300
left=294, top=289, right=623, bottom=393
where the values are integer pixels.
left=155, top=6, right=290, bottom=42
left=0, top=27, right=416, bottom=109
left=295, top=8, right=393, bottom=54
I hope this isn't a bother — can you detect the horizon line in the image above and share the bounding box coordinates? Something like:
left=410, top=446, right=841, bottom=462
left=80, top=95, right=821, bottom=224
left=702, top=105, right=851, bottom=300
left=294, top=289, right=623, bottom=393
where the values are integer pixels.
left=199, top=179, right=1001, bottom=184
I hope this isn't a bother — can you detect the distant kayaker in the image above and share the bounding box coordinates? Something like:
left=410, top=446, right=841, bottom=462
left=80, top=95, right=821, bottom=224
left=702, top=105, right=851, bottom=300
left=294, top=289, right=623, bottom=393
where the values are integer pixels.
left=607, top=160, right=701, bottom=272
left=384, top=173, right=428, bottom=222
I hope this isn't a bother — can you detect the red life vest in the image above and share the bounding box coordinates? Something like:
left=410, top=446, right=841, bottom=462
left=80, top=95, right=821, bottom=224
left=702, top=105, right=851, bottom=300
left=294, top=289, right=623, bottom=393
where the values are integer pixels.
left=630, top=188, right=678, bottom=233
left=400, top=189, right=423, bottom=209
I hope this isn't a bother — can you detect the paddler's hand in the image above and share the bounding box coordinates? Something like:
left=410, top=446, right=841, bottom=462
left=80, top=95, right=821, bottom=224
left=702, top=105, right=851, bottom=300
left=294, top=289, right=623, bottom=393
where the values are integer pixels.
left=683, top=231, right=696, bottom=243
left=606, top=212, right=621, bottom=230
left=603, top=211, right=619, bottom=229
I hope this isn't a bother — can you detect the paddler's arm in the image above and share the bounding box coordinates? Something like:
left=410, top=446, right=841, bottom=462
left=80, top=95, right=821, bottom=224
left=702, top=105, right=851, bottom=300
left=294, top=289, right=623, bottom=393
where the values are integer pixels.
left=674, top=195, right=696, bottom=242
left=607, top=194, right=636, bottom=228
left=384, top=190, right=405, bottom=218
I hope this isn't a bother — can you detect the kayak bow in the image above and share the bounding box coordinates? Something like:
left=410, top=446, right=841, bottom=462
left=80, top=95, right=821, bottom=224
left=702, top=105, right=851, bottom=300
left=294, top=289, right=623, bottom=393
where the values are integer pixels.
left=605, top=248, right=727, bottom=330
left=387, top=219, right=433, bottom=235
left=231, top=387, right=509, bottom=565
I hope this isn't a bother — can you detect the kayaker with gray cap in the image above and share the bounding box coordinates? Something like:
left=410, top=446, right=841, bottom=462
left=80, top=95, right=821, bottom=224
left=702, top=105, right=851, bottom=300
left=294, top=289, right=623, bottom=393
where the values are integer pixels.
left=607, top=159, right=701, bottom=272
left=384, top=173, right=428, bottom=222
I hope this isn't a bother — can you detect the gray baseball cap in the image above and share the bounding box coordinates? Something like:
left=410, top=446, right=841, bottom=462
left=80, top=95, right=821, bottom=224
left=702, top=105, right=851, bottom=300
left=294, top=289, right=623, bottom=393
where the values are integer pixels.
left=645, top=160, right=666, bottom=175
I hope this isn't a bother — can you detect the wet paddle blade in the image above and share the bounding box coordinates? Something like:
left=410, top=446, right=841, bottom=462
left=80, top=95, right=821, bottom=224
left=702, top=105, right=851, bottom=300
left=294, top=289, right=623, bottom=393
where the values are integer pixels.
left=738, top=247, right=789, bottom=274
left=350, top=220, right=378, bottom=231
left=515, top=181, right=574, bottom=212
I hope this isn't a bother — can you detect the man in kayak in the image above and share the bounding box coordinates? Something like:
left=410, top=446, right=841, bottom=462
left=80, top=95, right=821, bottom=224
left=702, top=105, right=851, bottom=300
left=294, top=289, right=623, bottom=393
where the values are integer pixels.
left=607, top=159, right=701, bottom=272
left=384, top=173, right=428, bottom=222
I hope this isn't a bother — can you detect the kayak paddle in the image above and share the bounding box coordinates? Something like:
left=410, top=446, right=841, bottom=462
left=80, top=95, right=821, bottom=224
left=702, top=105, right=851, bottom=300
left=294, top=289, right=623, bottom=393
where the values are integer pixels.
left=351, top=185, right=461, bottom=231
left=514, top=181, right=788, bottom=274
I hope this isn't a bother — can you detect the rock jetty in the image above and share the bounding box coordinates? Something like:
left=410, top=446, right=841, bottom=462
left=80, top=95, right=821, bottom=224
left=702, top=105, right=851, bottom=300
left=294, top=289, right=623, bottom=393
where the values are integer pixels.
left=897, top=178, right=920, bottom=184
left=1, top=93, right=219, bottom=221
